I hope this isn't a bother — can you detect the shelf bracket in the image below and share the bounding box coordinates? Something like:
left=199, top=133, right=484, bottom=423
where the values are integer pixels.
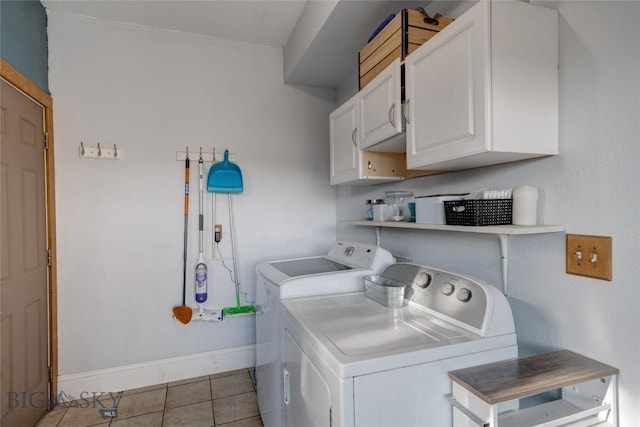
left=499, top=234, right=509, bottom=296
left=344, top=220, right=565, bottom=297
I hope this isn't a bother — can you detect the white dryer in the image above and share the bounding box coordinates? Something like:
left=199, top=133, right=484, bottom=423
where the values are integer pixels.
left=255, top=241, right=394, bottom=427
left=280, top=263, right=518, bottom=427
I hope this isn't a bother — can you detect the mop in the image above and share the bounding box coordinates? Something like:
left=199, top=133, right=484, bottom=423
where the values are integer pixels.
left=206, top=149, right=254, bottom=317
left=223, top=192, right=254, bottom=316
left=195, top=149, right=208, bottom=311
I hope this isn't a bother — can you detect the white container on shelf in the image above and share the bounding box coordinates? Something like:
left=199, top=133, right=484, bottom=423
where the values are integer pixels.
left=512, top=186, right=538, bottom=225
left=415, top=195, right=466, bottom=224
left=372, top=202, right=388, bottom=221
left=384, top=190, right=415, bottom=222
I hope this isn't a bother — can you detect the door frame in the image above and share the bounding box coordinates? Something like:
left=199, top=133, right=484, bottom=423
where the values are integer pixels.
left=1, top=58, right=58, bottom=403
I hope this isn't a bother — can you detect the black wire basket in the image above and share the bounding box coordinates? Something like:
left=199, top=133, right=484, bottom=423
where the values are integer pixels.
left=443, top=199, right=513, bottom=226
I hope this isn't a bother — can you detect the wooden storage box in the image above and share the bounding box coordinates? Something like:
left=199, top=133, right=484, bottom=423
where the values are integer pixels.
left=359, top=9, right=453, bottom=90
left=361, top=151, right=442, bottom=181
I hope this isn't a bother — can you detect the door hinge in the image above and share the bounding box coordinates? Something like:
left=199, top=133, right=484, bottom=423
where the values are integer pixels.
left=48, top=366, right=53, bottom=383
left=47, top=248, right=52, bottom=267
left=329, top=407, right=332, bottom=427
left=44, top=133, right=49, bottom=150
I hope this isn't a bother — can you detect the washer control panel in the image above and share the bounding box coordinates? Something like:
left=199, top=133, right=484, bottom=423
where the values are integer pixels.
left=326, top=241, right=394, bottom=270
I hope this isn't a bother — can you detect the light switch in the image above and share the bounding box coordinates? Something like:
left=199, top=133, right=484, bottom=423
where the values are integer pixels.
left=566, top=234, right=612, bottom=281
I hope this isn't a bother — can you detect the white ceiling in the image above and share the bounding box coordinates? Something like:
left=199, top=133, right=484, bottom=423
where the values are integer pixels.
left=41, top=0, right=308, bottom=48
left=40, top=0, right=450, bottom=88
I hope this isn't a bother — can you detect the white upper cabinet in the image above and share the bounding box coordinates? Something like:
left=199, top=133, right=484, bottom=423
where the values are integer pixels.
left=330, top=93, right=360, bottom=185
left=358, top=58, right=404, bottom=152
left=405, top=0, right=558, bottom=171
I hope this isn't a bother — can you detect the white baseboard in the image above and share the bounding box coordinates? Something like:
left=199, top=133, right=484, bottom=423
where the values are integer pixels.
left=56, top=345, right=255, bottom=399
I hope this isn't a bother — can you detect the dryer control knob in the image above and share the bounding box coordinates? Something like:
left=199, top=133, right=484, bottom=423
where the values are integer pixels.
left=456, top=288, right=472, bottom=302
left=344, top=246, right=355, bottom=256
left=441, top=282, right=455, bottom=296
left=415, top=271, right=432, bottom=288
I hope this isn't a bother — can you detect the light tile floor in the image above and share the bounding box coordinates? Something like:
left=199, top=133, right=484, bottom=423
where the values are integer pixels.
left=37, top=369, right=263, bottom=427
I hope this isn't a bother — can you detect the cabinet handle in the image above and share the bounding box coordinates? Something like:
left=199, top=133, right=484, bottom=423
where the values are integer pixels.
left=388, top=104, right=396, bottom=128
left=351, top=128, right=358, bottom=147
left=415, top=7, right=442, bottom=26
left=403, top=99, right=411, bottom=125
left=283, top=367, right=290, bottom=405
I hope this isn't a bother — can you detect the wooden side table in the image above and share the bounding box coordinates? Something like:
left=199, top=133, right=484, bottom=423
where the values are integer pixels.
left=448, top=350, right=619, bottom=427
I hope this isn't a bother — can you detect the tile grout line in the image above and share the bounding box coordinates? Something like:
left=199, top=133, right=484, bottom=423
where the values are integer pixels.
left=216, top=414, right=261, bottom=427
left=108, top=390, right=124, bottom=426
left=160, top=383, right=168, bottom=426
left=55, top=406, right=66, bottom=427
left=210, top=377, right=217, bottom=426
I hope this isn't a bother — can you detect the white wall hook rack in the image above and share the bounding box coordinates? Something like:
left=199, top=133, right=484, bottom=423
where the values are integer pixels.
left=176, top=150, right=237, bottom=163
left=80, top=141, right=122, bottom=160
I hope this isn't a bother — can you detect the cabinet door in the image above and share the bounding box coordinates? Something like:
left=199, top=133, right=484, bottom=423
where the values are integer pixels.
left=282, top=329, right=331, bottom=427
left=255, top=278, right=282, bottom=427
left=358, top=58, right=403, bottom=152
left=405, top=1, right=488, bottom=170
left=330, top=94, right=361, bottom=185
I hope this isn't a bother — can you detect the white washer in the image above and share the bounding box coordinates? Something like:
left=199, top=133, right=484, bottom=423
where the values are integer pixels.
left=280, top=263, right=518, bottom=427
left=255, top=241, right=394, bottom=427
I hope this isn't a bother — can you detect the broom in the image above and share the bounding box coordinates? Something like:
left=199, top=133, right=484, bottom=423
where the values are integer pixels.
left=173, top=148, right=193, bottom=324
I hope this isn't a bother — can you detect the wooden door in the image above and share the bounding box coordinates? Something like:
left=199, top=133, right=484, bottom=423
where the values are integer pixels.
left=1, top=78, right=49, bottom=426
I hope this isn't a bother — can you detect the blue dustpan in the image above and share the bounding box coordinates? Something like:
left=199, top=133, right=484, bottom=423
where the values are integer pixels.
left=207, top=150, right=243, bottom=193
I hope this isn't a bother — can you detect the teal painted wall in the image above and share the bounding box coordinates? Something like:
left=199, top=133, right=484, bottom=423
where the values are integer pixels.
left=0, top=0, right=49, bottom=93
